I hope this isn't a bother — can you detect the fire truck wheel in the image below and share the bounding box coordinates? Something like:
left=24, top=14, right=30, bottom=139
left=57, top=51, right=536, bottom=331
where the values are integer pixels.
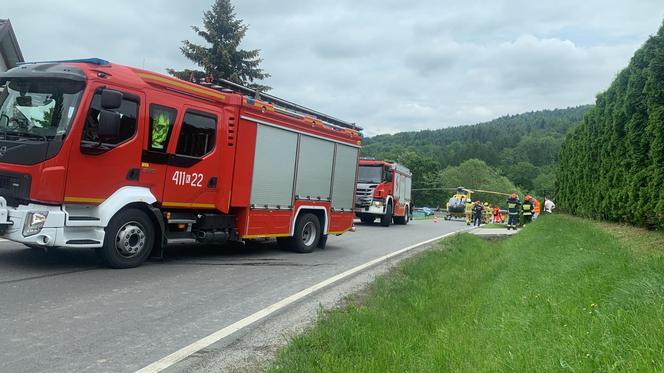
left=290, top=213, right=321, bottom=253
left=394, top=209, right=410, bottom=225
left=317, top=234, right=328, bottom=249
left=380, top=204, right=393, bottom=227
left=98, top=208, right=154, bottom=269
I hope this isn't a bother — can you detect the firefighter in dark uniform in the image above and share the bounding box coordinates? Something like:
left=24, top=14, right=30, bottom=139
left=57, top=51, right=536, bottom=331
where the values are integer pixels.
left=506, top=193, right=520, bottom=230
left=522, top=195, right=534, bottom=225
left=473, top=200, right=484, bottom=227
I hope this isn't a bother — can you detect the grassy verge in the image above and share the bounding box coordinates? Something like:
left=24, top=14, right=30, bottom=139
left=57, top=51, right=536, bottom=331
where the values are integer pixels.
left=270, top=215, right=664, bottom=372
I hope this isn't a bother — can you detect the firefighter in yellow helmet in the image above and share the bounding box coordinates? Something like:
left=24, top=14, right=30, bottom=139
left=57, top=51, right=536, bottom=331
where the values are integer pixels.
left=483, top=202, right=491, bottom=224
left=522, top=194, right=534, bottom=225
left=464, top=198, right=473, bottom=225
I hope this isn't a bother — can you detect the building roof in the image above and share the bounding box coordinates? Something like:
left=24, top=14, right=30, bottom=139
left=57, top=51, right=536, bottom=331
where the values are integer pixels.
left=0, top=19, right=24, bottom=69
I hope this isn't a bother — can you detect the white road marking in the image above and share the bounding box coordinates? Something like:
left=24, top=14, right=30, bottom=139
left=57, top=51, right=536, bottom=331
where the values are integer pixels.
left=136, top=228, right=469, bottom=373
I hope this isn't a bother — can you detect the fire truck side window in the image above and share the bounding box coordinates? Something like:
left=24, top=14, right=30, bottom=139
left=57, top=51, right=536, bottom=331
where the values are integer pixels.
left=384, top=167, right=393, bottom=182
left=148, top=104, right=176, bottom=152
left=81, top=92, right=138, bottom=146
left=175, top=110, right=216, bottom=158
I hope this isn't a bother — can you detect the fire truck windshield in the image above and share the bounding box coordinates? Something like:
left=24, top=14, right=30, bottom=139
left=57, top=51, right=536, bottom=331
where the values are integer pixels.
left=0, top=78, right=84, bottom=140
left=358, top=165, right=383, bottom=183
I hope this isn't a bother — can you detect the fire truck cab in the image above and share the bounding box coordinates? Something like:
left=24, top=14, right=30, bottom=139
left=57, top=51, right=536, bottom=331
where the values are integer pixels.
left=355, top=159, right=412, bottom=226
left=0, top=59, right=361, bottom=268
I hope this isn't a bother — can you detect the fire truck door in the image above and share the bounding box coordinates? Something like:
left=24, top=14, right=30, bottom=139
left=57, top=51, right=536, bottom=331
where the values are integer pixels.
left=65, top=86, right=145, bottom=204
left=161, top=107, right=221, bottom=210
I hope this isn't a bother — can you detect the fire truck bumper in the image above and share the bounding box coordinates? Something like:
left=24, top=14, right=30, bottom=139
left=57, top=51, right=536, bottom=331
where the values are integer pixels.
left=356, top=203, right=386, bottom=216
left=0, top=197, right=104, bottom=249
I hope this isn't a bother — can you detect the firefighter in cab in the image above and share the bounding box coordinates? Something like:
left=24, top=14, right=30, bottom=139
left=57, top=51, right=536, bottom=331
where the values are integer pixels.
left=522, top=194, right=534, bottom=225
left=506, top=193, right=520, bottom=230
left=151, top=110, right=172, bottom=150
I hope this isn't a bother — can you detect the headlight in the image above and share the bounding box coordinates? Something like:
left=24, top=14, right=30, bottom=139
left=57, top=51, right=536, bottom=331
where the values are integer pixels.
left=372, top=201, right=384, bottom=207
left=23, top=211, right=48, bottom=237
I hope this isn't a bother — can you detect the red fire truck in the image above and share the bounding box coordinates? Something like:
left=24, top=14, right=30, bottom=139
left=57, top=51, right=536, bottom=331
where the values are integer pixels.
left=0, top=58, right=361, bottom=268
left=355, top=159, right=412, bottom=226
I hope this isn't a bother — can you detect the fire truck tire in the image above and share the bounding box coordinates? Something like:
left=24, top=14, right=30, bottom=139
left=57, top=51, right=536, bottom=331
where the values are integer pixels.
left=394, top=209, right=410, bottom=225
left=98, top=208, right=155, bottom=269
left=317, top=234, right=328, bottom=249
left=289, top=213, right=321, bottom=253
left=380, top=204, right=393, bottom=227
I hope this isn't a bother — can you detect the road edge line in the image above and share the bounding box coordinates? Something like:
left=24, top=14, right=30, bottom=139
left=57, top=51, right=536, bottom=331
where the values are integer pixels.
left=135, top=228, right=468, bottom=373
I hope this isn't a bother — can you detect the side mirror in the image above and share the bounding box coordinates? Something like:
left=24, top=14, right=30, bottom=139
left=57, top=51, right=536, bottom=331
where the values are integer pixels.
left=98, top=110, right=121, bottom=141
left=101, top=89, right=122, bottom=109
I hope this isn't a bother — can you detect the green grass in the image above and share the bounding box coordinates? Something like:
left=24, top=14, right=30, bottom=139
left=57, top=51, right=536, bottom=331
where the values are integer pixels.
left=270, top=215, right=664, bottom=372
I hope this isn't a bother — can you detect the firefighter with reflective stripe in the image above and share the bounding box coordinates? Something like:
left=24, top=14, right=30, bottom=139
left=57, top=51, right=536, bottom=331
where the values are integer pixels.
left=151, top=111, right=171, bottom=150
left=522, top=194, right=534, bottom=225
left=506, top=193, right=520, bottom=230
left=473, top=200, right=484, bottom=227
left=482, top=202, right=491, bottom=224
left=464, top=199, right=473, bottom=225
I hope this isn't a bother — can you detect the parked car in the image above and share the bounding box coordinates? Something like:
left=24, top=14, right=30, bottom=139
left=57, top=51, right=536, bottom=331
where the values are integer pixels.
left=413, top=207, right=434, bottom=217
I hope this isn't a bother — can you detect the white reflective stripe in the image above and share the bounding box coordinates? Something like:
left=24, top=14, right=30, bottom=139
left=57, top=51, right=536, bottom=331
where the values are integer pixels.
left=64, top=186, right=157, bottom=227
left=291, top=205, right=329, bottom=235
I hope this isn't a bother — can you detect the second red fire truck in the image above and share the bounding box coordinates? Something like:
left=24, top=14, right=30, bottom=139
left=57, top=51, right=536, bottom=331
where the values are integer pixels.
left=355, top=159, right=412, bottom=226
left=0, top=58, right=361, bottom=268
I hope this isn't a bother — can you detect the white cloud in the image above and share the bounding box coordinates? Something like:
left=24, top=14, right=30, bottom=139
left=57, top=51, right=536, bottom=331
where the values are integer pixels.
left=4, top=0, right=664, bottom=134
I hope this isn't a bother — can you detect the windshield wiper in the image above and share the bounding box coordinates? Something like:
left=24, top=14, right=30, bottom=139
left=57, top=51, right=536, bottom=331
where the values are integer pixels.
left=0, top=130, right=48, bottom=142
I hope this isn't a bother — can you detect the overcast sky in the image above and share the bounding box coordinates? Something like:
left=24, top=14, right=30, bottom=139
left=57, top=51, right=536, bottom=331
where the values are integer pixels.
left=4, top=1, right=664, bottom=135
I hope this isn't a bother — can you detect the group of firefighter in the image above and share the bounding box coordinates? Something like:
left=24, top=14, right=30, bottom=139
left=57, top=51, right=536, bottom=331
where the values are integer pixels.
left=464, top=194, right=554, bottom=229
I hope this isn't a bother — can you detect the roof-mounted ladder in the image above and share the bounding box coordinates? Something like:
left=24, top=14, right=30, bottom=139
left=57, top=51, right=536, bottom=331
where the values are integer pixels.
left=195, top=77, right=362, bottom=131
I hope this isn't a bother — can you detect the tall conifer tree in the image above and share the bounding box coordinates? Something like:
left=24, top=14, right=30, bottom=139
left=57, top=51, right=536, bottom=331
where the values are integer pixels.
left=168, top=0, right=270, bottom=91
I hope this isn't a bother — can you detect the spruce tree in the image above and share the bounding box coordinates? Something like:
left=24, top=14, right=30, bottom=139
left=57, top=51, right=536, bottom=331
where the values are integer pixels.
left=168, top=0, right=270, bottom=91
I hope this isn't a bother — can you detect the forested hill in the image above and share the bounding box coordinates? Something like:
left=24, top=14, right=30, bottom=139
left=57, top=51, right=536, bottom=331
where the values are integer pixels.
left=361, top=106, right=590, bottom=196
left=363, top=106, right=589, bottom=169
left=558, top=21, right=664, bottom=229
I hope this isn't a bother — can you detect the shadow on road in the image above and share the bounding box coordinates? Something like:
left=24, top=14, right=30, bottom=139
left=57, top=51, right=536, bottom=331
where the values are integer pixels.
left=0, top=244, right=100, bottom=270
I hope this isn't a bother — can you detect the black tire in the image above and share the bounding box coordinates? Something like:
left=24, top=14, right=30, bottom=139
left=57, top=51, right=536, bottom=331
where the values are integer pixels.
left=394, top=208, right=409, bottom=225
left=380, top=204, right=393, bottom=227
left=317, top=234, right=328, bottom=249
left=288, top=213, right=321, bottom=253
left=98, top=208, right=154, bottom=269
left=360, top=216, right=375, bottom=224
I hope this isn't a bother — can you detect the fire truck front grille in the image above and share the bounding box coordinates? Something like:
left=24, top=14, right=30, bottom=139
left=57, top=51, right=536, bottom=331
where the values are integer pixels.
left=355, top=184, right=378, bottom=207
left=0, top=171, right=31, bottom=207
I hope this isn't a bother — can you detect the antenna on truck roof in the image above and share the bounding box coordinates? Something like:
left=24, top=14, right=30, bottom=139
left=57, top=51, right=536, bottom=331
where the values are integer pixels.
left=196, top=76, right=362, bottom=131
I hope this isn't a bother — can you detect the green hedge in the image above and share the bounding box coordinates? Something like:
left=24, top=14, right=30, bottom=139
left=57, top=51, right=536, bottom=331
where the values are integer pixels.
left=557, top=21, right=664, bottom=229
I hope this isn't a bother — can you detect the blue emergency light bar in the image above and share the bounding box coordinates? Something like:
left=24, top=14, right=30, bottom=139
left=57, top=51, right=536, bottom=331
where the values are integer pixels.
left=17, top=58, right=110, bottom=66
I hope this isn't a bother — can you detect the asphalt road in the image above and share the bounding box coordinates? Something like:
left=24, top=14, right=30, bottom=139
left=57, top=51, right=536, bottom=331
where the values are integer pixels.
left=0, top=218, right=469, bottom=373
